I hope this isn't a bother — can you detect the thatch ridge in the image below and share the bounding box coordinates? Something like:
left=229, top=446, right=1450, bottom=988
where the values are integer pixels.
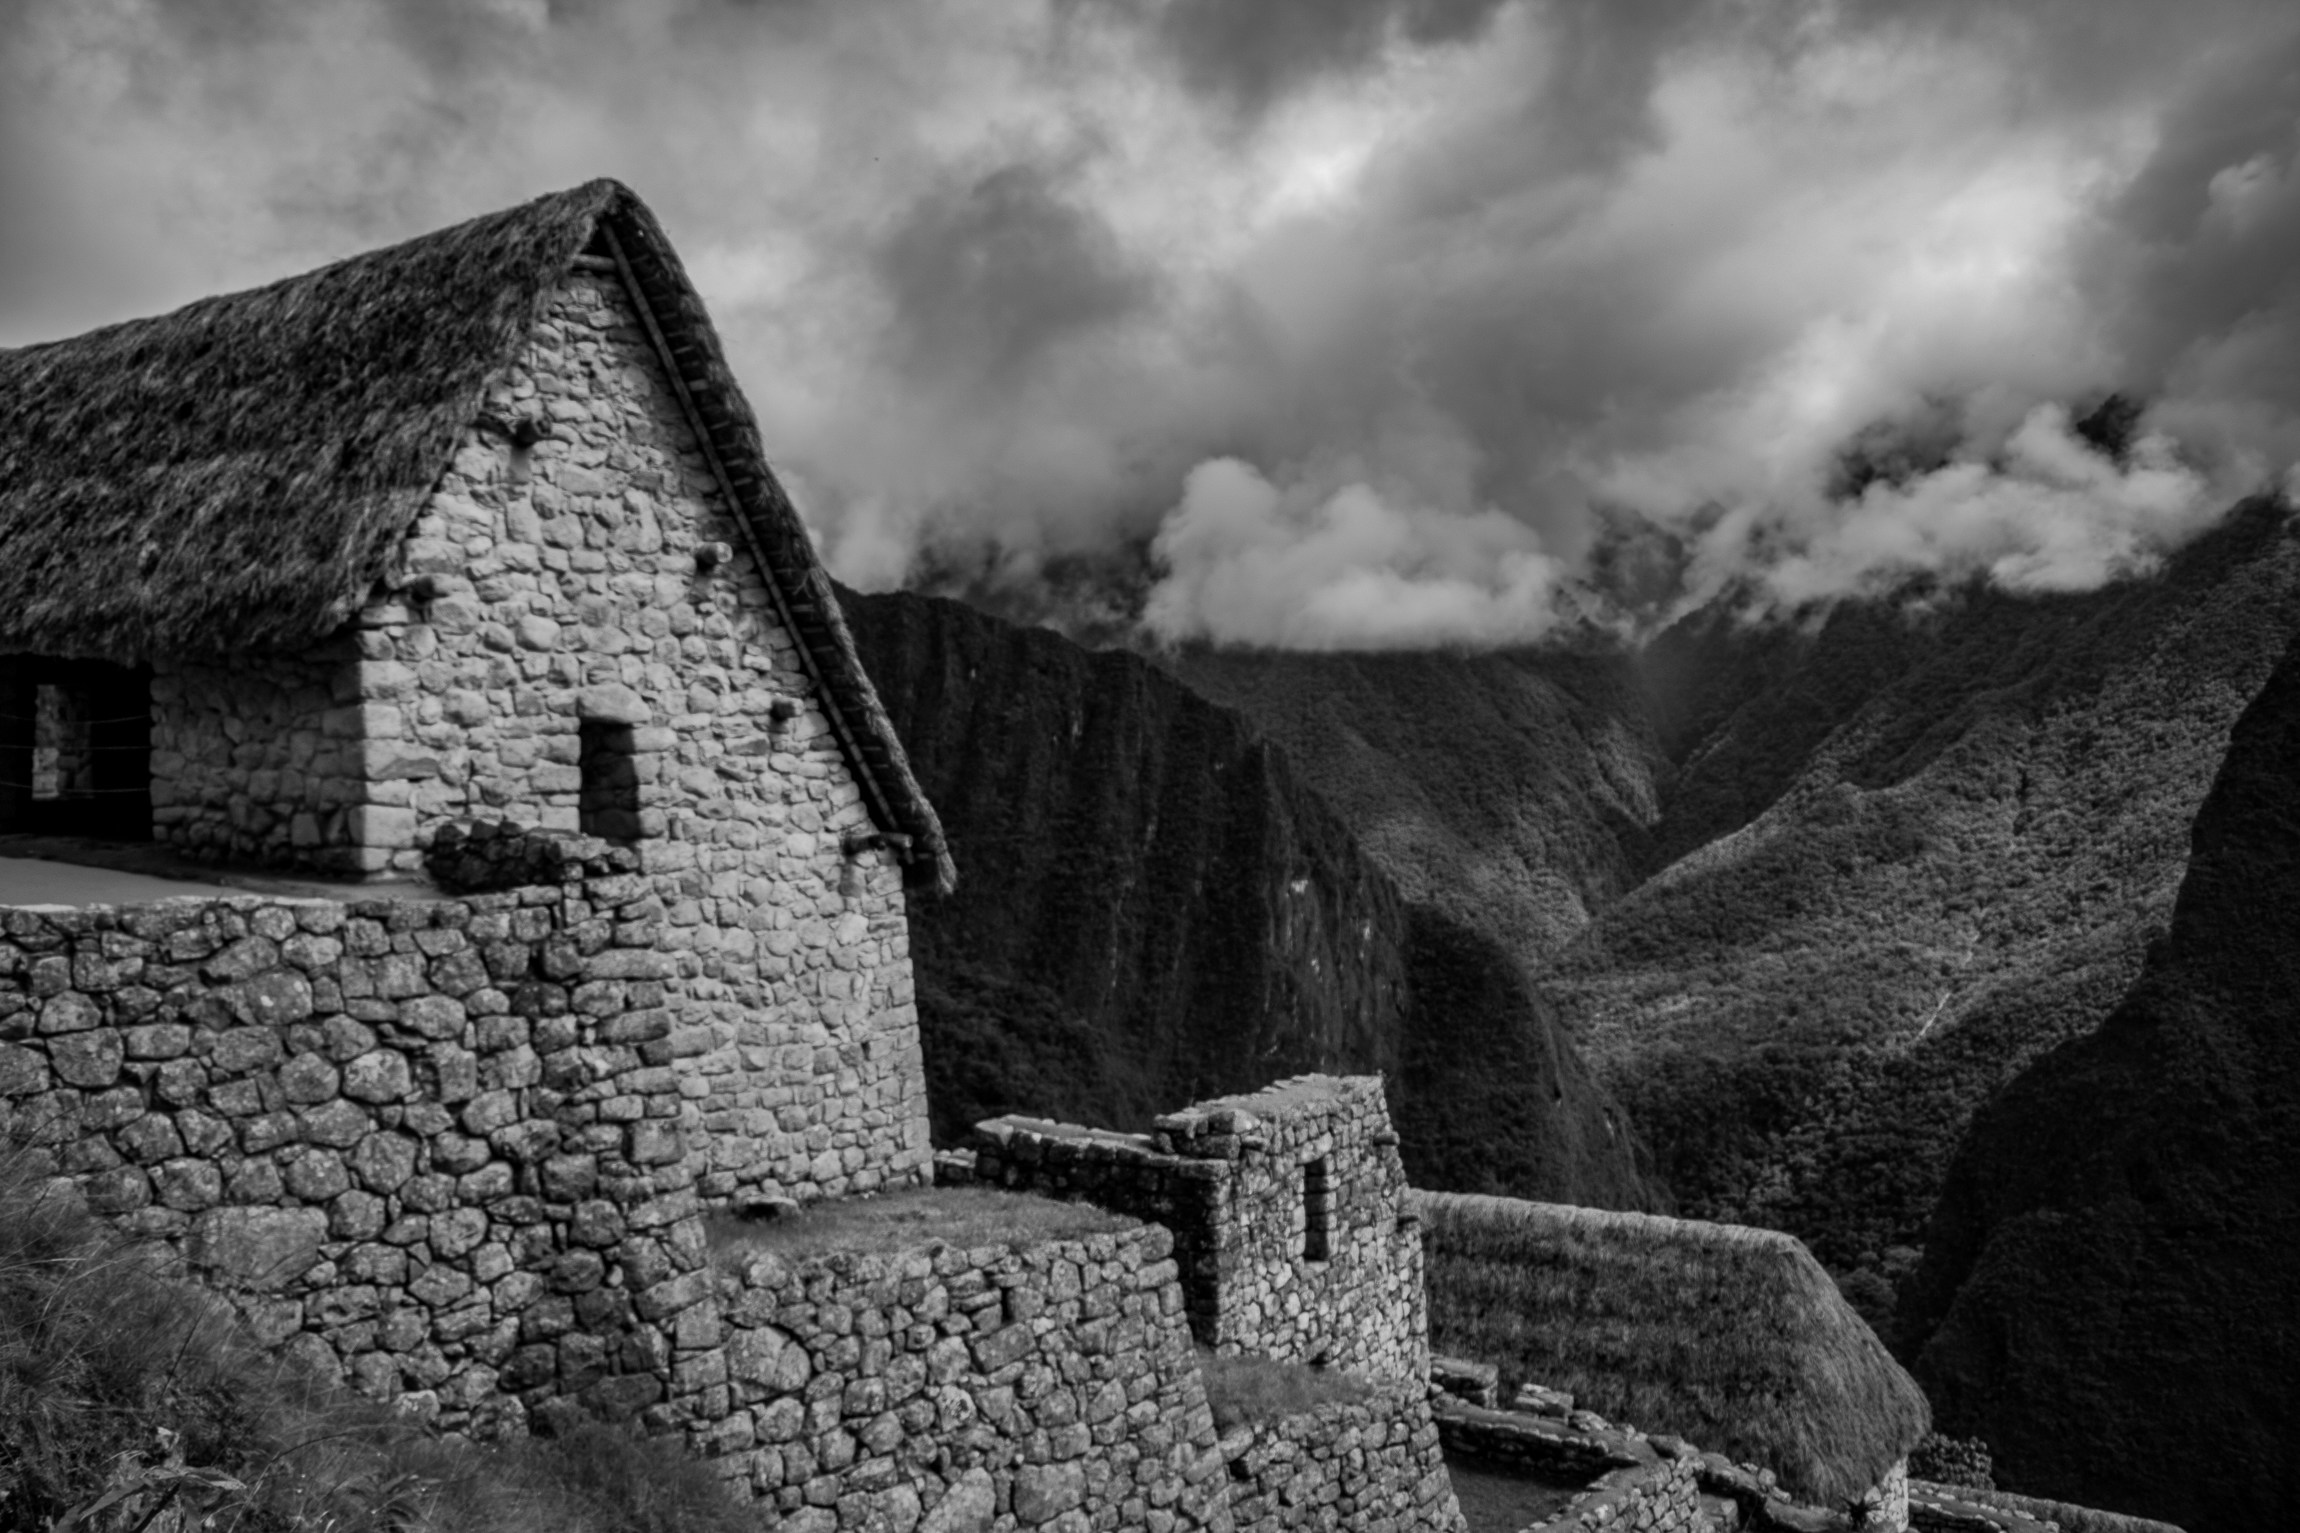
left=1412, top=1189, right=1929, bottom=1505
left=0, top=180, right=951, bottom=892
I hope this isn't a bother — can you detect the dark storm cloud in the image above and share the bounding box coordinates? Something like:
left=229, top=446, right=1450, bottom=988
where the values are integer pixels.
left=873, top=161, right=1159, bottom=386
left=2079, top=26, right=2300, bottom=462
left=1123, top=0, right=1512, bottom=114
left=5, top=0, right=2299, bottom=644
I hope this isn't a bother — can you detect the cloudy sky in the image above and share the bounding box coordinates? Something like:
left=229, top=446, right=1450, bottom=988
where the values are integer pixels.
left=5, top=0, right=2298, bottom=646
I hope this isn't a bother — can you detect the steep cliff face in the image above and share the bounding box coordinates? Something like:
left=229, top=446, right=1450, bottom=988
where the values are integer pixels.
left=1158, top=506, right=2300, bottom=1356
left=1899, top=625, right=2300, bottom=1533
left=1168, top=648, right=1662, bottom=962
left=838, top=587, right=1657, bottom=1208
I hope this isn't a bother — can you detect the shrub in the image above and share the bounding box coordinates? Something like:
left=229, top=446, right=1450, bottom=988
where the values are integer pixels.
left=1908, top=1431, right=1994, bottom=1490
left=1195, top=1349, right=1370, bottom=1433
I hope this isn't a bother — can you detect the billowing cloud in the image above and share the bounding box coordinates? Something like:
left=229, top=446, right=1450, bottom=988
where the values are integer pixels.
left=1144, top=458, right=1567, bottom=648
left=3, top=0, right=2297, bottom=647
left=1751, top=405, right=2218, bottom=605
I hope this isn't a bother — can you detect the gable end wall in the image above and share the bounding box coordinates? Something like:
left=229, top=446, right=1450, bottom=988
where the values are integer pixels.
left=330, top=269, right=928, bottom=1203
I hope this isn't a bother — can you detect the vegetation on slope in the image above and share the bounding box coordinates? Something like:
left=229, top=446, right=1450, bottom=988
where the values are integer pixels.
left=1896, top=616, right=2300, bottom=1532
left=0, top=1144, right=749, bottom=1533
left=1547, top=501, right=2300, bottom=1304
left=1168, top=645, right=1660, bottom=962
left=840, top=585, right=1660, bottom=1210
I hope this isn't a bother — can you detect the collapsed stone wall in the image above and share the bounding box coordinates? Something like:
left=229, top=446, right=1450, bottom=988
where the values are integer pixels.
left=1222, top=1386, right=1465, bottom=1533
left=973, top=1076, right=1429, bottom=1385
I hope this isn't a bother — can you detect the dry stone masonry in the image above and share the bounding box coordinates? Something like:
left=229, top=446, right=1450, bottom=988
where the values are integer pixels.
left=0, top=871, right=712, bottom=1437
left=2, top=177, right=2173, bottom=1533
left=971, top=1075, right=1430, bottom=1386
left=0, top=866, right=1476, bottom=1532
left=706, top=1222, right=1235, bottom=1532
left=1221, top=1385, right=1465, bottom=1533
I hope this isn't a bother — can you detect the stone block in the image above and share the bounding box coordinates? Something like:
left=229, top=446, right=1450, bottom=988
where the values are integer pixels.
left=349, top=803, right=420, bottom=851
left=50, top=1030, right=124, bottom=1089
left=730, top=1324, right=814, bottom=1395
left=190, top=1206, right=329, bottom=1291
left=0, top=1042, right=51, bottom=1095
left=577, top=683, right=652, bottom=725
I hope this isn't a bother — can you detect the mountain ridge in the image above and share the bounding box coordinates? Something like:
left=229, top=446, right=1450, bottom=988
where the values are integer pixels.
left=1896, top=614, right=2300, bottom=1531
left=837, top=584, right=1661, bottom=1211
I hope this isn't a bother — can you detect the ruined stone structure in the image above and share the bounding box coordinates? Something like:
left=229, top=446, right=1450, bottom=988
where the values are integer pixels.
left=0, top=180, right=953, bottom=1212
left=0, top=869, right=1464, bottom=1530
left=970, top=1075, right=1430, bottom=1386
left=0, top=178, right=2055, bottom=1533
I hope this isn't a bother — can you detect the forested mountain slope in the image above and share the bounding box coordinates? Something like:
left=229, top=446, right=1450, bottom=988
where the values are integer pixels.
left=1162, top=501, right=2300, bottom=1310
left=837, top=586, right=1658, bottom=1209
left=1167, top=648, right=1662, bottom=961
left=1897, top=614, right=2300, bottom=1533
left=1551, top=502, right=2300, bottom=1280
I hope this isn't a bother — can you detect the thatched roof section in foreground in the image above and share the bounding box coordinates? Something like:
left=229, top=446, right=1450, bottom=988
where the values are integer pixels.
left=0, top=180, right=951, bottom=893
left=1412, top=1189, right=1929, bottom=1505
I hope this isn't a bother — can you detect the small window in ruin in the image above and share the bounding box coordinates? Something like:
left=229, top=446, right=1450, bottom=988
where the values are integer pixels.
left=578, top=721, right=642, bottom=841
left=1303, top=1155, right=1333, bottom=1263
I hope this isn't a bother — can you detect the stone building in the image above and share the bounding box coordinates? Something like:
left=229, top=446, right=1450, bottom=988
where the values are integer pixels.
left=0, top=179, right=951, bottom=1205
left=972, top=1073, right=1432, bottom=1385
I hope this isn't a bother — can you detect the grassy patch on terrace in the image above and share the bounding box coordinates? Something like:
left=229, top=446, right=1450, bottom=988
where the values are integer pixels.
left=0, top=1143, right=748, bottom=1533
left=1195, top=1349, right=1371, bottom=1433
left=1445, top=1454, right=1592, bottom=1533
left=705, top=1186, right=1131, bottom=1264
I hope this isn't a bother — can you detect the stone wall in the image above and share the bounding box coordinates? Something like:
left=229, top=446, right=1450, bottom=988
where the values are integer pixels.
left=104, top=259, right=933, bottom=1210
left=702, top=1221, right=1237, bottom=1533
left=1434, top=1401, right=1705, bottom=1533
left=1222, top=1386, right=1465, bottom=1533
left=149, top=645, right=368, bottom=868
left=0, top=868, right=850, bottom=1438
left=357, top=267, right=928, bottom=1208
left=972, top=1076, right=1429, bottom=1385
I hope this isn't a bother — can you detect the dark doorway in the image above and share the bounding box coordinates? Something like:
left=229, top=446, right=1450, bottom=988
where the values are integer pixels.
left=0, top=657, right=152, bottom=839
left=578, top=721, right=642, bottom=841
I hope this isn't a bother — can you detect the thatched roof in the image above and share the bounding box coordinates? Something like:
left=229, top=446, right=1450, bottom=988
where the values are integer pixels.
left=0, top=180, right=952, bottom=893
left=1413, top=1190, right=1929, bottom=1505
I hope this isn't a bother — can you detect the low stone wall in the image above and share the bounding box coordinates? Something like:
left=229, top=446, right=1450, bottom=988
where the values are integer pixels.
left=1908, top=1480, right=2187, bottom=1533
left=703, top=1221, right=1237, bottom=1532
left=1434, top=1399, right=1705, bottom=1532
left=1222, top=1386, right=1465, bottom=1533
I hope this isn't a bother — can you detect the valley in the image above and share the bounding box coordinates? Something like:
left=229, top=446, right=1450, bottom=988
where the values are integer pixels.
left=1178, top=501, right=2300, bottom=1302
left=837, top=586, right=1662, bottom=1211
left=845, top=496, right=2300, bottom=1529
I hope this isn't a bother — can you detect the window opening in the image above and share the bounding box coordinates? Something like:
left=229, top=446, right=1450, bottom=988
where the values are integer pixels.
left=1303, top=1155, right=1333, bottom=1263
left=578, top=721, right=642, bottom=841
left=33, top=685, right=92, bottom=800
left=1, top=659, right=151, bottom=839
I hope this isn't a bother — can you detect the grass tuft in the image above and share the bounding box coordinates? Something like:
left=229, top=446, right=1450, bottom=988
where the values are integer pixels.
left=705, top=1185, right=1130, bottom=1266
left=1195, top=1349, right=1371, bottom=1434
